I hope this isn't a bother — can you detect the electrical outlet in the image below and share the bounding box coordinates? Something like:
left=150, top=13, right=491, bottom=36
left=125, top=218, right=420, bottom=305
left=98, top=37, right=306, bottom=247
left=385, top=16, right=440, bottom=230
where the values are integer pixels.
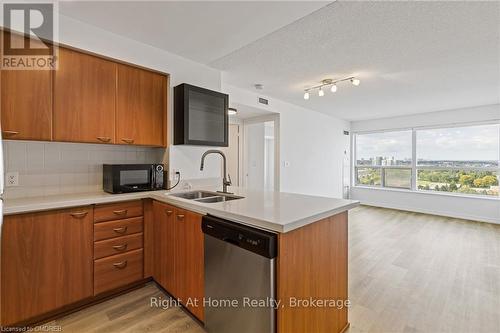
left=6, top=172, right=19, bottom=187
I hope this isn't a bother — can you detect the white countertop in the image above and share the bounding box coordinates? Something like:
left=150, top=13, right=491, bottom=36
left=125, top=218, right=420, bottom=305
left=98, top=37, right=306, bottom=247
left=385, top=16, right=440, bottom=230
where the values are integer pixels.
left=3, top=187, right=359, bottom=233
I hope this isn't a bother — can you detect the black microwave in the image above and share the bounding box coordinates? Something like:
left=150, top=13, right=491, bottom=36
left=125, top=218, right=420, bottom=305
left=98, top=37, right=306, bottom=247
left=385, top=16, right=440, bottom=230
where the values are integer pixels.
left=103, top=164, right=165, bottom=194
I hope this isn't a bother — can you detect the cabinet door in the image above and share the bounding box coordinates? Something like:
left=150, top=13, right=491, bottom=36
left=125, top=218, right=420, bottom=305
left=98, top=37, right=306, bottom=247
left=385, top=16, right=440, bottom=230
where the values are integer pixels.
left=1, top=207, right=93, bottom=326
left=116, top=65, right=167, bottom=147
left=1, top=33, right=52, bottom=141
left=53, top=48, right=116, bottom=144
left=153, top=201, right=177, bottom=293
left=176, top=209, right=204, bottom=321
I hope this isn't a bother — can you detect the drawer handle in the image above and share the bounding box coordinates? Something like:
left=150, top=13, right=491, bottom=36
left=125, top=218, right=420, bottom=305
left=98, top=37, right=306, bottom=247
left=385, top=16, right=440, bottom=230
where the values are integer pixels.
left=113, top=226, right=128, bottom=234
left=70, top=211, right=88, bottom=219
left=112, top=244, right=128, bottom=251
left=113, top=261, right=128, bottom=269
left=97, top=136, right=111, bottom=143
left=113, top=209, right=128, bottom=216
left=177, top=214, right=185, bottom=220
left=3, top=130, right=19, bottom=137
left=121, top=138, right=134, bottom=144
left=165, top=210, right=173, bottom=216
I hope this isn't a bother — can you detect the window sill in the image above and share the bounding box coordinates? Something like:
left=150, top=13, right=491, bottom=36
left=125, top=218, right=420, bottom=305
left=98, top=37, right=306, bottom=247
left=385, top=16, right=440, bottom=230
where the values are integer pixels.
left=352, top=185, right=500, bottom=201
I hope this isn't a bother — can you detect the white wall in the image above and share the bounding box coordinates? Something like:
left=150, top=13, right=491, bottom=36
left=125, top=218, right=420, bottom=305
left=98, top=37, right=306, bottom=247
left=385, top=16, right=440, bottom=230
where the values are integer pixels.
left=351, top=104, right=500, bottom=224
left=49, top=15, right=224, bottom=182
left=224, top=83, right=350, bottom=198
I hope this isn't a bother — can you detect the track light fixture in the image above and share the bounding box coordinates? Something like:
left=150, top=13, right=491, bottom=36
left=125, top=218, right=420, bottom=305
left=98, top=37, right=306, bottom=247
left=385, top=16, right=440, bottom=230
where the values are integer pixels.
left=303, top=77, right=360, bottom=100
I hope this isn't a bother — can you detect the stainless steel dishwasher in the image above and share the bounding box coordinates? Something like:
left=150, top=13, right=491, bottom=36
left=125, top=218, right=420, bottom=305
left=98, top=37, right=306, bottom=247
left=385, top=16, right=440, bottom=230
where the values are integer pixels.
left=202, top=215, right=277, bottom=333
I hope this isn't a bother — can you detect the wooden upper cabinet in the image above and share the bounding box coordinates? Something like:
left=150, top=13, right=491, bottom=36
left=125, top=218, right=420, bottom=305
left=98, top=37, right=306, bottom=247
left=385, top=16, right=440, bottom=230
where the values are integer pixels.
left=116, top=64, right=167, bottom=147
left=1, top=207, right=94, bottom=326
left=1, top=33, right=52, bottom=141
left=53, top=48, right=116, bottom=144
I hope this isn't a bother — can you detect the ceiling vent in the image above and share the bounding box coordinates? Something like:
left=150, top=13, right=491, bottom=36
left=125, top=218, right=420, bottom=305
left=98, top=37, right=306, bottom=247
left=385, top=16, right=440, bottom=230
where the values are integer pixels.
left=258, top=97, right=269, bottom=105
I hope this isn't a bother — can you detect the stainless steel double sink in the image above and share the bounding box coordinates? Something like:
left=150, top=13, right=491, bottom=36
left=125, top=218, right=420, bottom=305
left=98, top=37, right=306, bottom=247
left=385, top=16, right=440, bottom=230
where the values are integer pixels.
left=169, top=190, right=244, bottom=203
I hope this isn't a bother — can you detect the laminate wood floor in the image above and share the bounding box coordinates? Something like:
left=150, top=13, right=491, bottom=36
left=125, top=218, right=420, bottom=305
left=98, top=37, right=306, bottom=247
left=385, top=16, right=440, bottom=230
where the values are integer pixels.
left=45, top=205, right=500, bottom=333
left=346, top=206, right=500, bottom=333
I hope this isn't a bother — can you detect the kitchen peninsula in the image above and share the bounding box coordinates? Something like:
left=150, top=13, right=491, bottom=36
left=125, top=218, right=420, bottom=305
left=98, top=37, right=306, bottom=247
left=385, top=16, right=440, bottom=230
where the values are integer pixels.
left=2, top=187, right=358, bottom=332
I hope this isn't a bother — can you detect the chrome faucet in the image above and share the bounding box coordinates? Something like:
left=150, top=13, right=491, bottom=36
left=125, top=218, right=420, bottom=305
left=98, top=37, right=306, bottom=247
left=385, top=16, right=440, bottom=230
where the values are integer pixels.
left=200, top=150, right=232, bottom=194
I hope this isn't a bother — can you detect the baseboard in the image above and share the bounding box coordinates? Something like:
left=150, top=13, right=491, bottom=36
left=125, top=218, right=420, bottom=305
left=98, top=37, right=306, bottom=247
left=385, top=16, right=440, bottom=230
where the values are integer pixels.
left=360, top=202, right=499, bottom=225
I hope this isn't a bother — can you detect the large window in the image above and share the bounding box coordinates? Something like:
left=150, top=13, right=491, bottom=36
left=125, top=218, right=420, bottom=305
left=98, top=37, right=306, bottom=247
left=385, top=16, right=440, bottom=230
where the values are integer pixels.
left=416, top=124, right=499, bottom=197
left=354, top=123, right=500, bottom=197
left=355, top=130, right=412, bottom=189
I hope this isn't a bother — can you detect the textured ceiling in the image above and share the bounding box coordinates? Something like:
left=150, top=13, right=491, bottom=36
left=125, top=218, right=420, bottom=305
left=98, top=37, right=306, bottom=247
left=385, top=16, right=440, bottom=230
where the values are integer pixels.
left=211, top=1, right=500, bottom=120
left=59, top=1, right=328, bottom=64
left=59, top=1, right=500, bottom=121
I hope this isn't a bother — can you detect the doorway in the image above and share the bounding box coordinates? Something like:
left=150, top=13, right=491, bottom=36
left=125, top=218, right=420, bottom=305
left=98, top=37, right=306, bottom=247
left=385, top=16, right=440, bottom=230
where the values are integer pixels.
left=242, top=115, right=279, bottom=191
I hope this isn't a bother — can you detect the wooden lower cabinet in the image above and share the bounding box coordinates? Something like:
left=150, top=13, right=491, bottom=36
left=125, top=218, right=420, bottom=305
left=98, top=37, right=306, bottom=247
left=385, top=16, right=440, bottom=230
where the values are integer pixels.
left=93, top=201, right=145, bottom=296
left=276, top=212, right=349, bottom=333
left=1, top=207, right=94, bottom=326
left=176, top=209, right=204, bottom=321
left=152, top=201, right=204, bottom=321
left=94, top=249, right=143, bottom=295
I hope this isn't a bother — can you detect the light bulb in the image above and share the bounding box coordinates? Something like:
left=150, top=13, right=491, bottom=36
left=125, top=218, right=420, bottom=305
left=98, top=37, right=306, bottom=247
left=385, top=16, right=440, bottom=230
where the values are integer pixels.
left=330, top=84, right=337, bottom=93
left=351, top=78, right=360, bottom=86
left=303, top=91, right=310, bottom=100
left=318, top=88, right=324, bottom=97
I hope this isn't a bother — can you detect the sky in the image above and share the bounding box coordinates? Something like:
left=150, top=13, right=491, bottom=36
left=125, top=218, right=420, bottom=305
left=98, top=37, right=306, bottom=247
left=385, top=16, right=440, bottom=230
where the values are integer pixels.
left=356, top=124, right=500, bottom=161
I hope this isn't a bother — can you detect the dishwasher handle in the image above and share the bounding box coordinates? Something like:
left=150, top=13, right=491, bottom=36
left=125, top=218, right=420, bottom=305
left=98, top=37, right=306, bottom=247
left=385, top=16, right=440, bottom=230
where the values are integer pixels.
left=222, top=237, right=240, bottom=246
left=202, top=215, right=277, bottom=259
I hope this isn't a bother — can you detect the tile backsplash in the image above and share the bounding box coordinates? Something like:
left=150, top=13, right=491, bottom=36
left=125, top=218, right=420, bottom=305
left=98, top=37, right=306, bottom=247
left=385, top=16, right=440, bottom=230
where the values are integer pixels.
left=3, top=140, right=165, bottom=199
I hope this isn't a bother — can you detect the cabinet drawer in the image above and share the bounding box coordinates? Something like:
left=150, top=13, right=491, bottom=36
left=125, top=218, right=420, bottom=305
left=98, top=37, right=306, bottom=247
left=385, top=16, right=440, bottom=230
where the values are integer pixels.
left=94, top=233, right=143, bottom=259
left=94, top=217, right=143, bottom=241
left=94, top=249, right=143, bottom=295
left=94, top=200, right=143, bottom=222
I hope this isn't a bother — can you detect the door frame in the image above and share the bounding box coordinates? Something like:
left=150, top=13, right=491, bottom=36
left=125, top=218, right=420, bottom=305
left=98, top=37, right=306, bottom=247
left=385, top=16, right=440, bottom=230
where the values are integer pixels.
left=241, top=114, right=280, bottom=192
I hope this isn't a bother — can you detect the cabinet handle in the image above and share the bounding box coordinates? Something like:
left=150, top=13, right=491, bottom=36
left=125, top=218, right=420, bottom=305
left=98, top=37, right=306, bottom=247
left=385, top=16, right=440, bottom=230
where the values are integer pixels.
left=121, top=138, right=134, bottom=144
left=165, top=210, right=173, bottom=216
left=70, top=211, right=88, bottom=219
left=113, top=209, right=128, bottom=216
left=112, top=244, right=128, bottom=251
left=3, top=130, right=19, bottom=137
left=113, top=261, right=128, bottom=269
left=113, top=226, right=128, bottom=234
left=97, top=136, right=111, bottom=143
left=177, top=214, right=185, bottom=220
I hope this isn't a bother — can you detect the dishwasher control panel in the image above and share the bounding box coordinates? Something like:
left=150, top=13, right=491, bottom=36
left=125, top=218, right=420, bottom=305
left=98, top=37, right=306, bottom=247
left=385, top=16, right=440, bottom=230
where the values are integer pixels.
left=202, top=215, right=277, bottom=259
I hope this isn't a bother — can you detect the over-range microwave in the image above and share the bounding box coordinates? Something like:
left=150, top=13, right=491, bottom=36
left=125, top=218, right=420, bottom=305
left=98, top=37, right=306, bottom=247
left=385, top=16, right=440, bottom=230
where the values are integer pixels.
left=103, top=164, right=165, bottom=194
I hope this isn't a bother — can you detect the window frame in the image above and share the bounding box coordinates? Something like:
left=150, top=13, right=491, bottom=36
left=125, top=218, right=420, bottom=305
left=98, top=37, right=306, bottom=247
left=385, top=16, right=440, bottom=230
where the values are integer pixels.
left=352, top=121, right=500, bottom=198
